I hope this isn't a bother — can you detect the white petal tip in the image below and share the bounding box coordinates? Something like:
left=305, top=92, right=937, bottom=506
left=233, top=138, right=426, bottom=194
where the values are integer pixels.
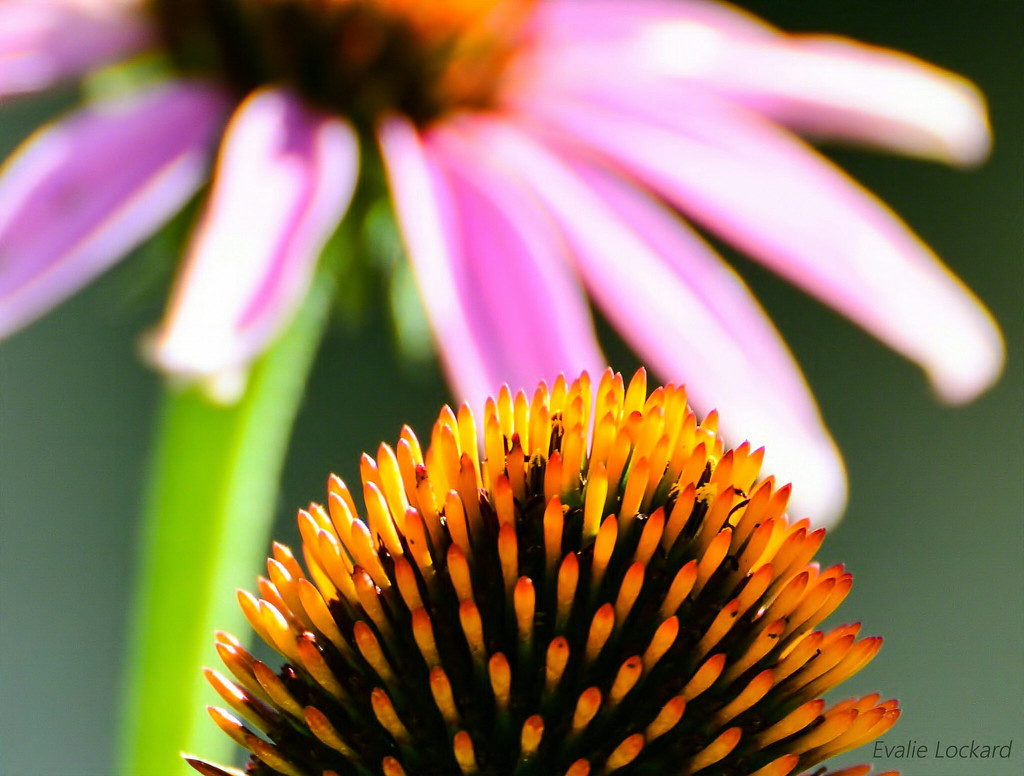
left=763, top=434, right=849, bottom=530
left=940, top=83, right=993, bottom=167
left=141, top=332, right=249, bottom=405
left=201, top=369, right=249, bottom=405
left=927, top=332, right=1006, bottom=405
left=139, top=326, right=234, bottom=379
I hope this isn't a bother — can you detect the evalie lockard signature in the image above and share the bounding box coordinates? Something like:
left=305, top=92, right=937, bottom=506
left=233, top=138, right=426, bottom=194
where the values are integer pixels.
left=873, top=739, right=1013, bottom=760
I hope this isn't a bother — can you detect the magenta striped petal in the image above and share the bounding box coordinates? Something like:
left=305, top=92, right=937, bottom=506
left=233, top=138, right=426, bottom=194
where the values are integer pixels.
left=452, top=117, right=847, bottom=524
left=150, top=88, right=358, bottom=378
left=520, top=89, right=1004, bottom=405
left=0, top=0, right=153, bottom=96
left=0, top=80, right=228, bottom=338
left=380, top=115, right=604, bottom=412
left=427, top=127, right=605, bottom=397
left=379, top=116, right=496, bottom=408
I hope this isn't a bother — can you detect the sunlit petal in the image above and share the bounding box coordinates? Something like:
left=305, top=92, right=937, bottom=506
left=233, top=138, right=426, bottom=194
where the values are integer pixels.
left=568, top=159, right=816, bottom=425
left=382, top=116, right=604, bottom=411
left=428, top=128, right=605, bottom=400
left=529, top=0, right=772, bottom=44
left=0, top=80, right=228, bottom=337
left=523, top=2, right=988, bottom=166
left=380, top=116, right=494, bottom=407
left=151, top=87, right=359, bottom=378
left=633, top=24, right=991, bottom=165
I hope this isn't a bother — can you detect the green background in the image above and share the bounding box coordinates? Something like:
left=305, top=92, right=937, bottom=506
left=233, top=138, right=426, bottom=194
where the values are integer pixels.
left=1, top=2, right=1020, bottom=774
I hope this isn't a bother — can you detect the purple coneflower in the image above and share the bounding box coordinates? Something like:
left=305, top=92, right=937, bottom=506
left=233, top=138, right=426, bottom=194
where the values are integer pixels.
left=0, top=0, right=1003, bottom=522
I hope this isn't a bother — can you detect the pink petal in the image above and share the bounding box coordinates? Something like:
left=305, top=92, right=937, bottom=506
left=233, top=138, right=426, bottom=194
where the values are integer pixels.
left=529, top=0, right=772, bottom=44
left=0, top=80, right=229, bottom=338
left=518, top=3, right=989, bottom=166
left=451, top=118, right=848, bottom=524
left=568, top=158, right=817, bottom=427
left=0, top=0, right=153, bottom=96
left=150, top=87, right=359, bottom=377
left=505, top=0, right=770, bottom=107
left=379, top=117, right=492, bottom=406
left=518, top=88, right=1004, bottom=405
left=429, top=130, right=606, bottom=398
left=624, top=24, right=991, bottom=165
left=380, top=115, right=604, bottom=412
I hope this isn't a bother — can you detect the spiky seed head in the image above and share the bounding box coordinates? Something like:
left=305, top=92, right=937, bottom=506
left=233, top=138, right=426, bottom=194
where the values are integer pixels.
left=188, top=369, right=900, bottom=776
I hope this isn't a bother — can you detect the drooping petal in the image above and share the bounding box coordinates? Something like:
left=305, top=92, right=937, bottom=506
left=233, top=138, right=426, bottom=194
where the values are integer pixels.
left=0, top=80, right=229, bottom=338
left=0, top=0, right=154, bottom=96
left=506, top=0, right=770, bottom=109
left=522, top=2, right=989, bottom=166
left=568, top=159, right=817, bottom=426
left=627, top=24, right=991, bottom=165
left=518, top=88, right=1004, bottom=405
left=380, top=115, right=604, bottom=412
left=150, top=87, right=359, bottom=378
left=529, top=0, right=772, bottom=45
left=452, top=117, right=848, bottom=524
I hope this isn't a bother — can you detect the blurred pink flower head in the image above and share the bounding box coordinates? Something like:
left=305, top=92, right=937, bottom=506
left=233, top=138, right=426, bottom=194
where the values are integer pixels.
left=0, top=0, right=1003, bottom=523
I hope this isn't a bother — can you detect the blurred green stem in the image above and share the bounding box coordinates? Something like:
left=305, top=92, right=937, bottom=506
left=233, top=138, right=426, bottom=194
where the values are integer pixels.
left=118, top=273, right=333, bottom=776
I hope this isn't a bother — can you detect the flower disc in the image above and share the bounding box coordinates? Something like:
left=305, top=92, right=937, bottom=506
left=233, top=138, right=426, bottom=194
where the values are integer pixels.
left=150, top=0, right=535, bottom=124
left=189, top=369, right=899, bottom=776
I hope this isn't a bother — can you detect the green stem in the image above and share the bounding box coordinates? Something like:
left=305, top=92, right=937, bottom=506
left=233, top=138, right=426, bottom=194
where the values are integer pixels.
left=117, top=273, right=333, bottom=776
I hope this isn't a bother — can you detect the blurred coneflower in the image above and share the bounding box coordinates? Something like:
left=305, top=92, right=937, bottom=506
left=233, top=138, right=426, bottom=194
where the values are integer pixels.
left=187, top=369, right=901, bottom=776
left=0, top=0, right=1003, bottom=519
